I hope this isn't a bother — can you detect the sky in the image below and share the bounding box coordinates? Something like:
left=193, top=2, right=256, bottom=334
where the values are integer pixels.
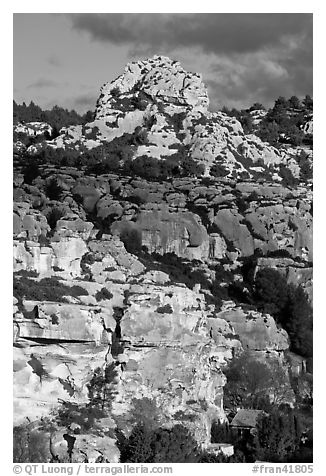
left=13, top=13, right=313, bottom=113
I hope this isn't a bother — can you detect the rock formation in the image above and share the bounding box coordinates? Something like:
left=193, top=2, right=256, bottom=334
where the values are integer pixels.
left=13, top=56, right=313, bottom=462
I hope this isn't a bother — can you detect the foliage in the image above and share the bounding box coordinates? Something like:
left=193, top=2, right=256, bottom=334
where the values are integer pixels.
left=120, top=227, right=142, bottom=254
left=13, top=100, right=94, bottom=131
left=210, top=163, right=229, bottom=177
left=45, top=207, right=65, bottom=230
left=129, top=398, right=161, bottom=430
left=254, top=268, right=289, bottom=317
left=95, top=287, right=113, bottom=302
left=254, top=269, right=313, bottom=357
left=119, top=423, right=154, bottom=463
left=222, top=95, right=313, bottom=147
left=110, top=87, right=120, bottom=97
left=13, top=275, right=88, bottom=303
left=44, top=178, right=64, bottom=201
left=156, top=304, right=173, bottom=314
left=119, top=422, right=200, bottom=463
left=279, top=164, right=299, bottom=187
left=254, top=410, right=301, bottom=462
left=56, top=401, right=106, bottom=433
left=211, top=421, right=233, bottom=443
left=223, top=352, right=289, bottom=410
left=13, top=426, right=51, bottom=463
left=87, top=363, right=118, bottom=411
left=23, top=162, right=41, bottom=185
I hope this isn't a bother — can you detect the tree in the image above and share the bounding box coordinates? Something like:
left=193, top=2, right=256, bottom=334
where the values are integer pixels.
left=45, top=178, right=64, bottom=201
left=45, top=207, right=65, bottom=231
left=13, top=426, right=51, bottom=463
left=151, top=425, right=199, bottom=463
left=120, top=227, right=142, bottom=254
left=254, top=410, right=301, bottom=462
left=250, top=103, right=265, bottom=111
left=274, top=96, right=289, bottom=111
left=223, top=352, right=274, bottom=409
left=87, top=363, right=118, bottom=412
left=288, top=96, right=301, bottom=109
left=211, top=421, right=233, bottom=443
left=130, top=397, right=161, bottom=430
left=23, top=162, right=41, bottom=185
left=302, top=95, right=313, bottom=111
left=119, top=423, right=154, bottom=463
left=223, top=352, right=291, bottom=410
left=254, top=268, right=289, bottom=318
left=282, top=284, right=313, bottom=358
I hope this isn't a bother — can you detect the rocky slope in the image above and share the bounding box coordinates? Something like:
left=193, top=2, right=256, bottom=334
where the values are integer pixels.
left=13, top=56, right=313, bottom=462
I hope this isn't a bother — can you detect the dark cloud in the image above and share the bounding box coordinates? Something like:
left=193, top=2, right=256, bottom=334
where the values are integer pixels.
left=69, top=13, right=312, bottom=55
left=67, top=13, right=312, bottom=108
left=27, top=79, right=58, bottom=89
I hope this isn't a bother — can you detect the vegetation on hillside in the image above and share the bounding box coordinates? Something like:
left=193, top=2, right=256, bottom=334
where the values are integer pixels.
left=222, top=95, right=313, bottom=148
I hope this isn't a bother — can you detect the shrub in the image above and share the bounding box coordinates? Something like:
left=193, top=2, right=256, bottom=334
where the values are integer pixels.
left=110, top=87, right=120, bottom=97
left=254, top=268, right=289, bottom=317
left=120, top=227, right=142, bottom=254
left=279, top=165, right=299, bottom=187
left=95, top=287, right=113, bottom=302
left=13, top=275, right=88, bottom=303
left=254, top=410, right=301, bottom=462
left=87, top=363, right=118, bottom=411
left=23, top=162, right=41, bottom=185
left=210, top=163, right=229, bottom=177
left=56, top=401, right=106, bottom=433
left=119, top=423, right=154, bottom=463
left=45, top=178, right=64, bottom=201
left=156, top=304, right=173, bottom=314
left=211, top=421, right=233, bottom=443
left=254, top=268, right=312, bottom=358
left=45, top=207, right=65, bottom=231
left=13, top=426, right=51, bottom=463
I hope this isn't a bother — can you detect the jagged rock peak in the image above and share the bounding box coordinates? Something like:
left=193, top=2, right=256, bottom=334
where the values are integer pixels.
left=95, top=55, right=209, bottom=118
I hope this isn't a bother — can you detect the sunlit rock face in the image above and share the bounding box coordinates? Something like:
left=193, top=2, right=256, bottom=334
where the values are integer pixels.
left=13, top=235, right=236, bottom=449
left=13, top=54, right=312, bottom=458
left=30, top=55, right=296, bottom=182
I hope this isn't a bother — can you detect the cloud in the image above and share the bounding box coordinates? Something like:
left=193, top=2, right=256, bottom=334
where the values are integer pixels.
left=47, top=54, right=62, bottom=67
left=27, top=79, right=59, bottom=89
left=67, top=13, right=312, bottom=108
left=69, top=13, right=312, bottom=56
left=73, top=93, right=97, bottom=109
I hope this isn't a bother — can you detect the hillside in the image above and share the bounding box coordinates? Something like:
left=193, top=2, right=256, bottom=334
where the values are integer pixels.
left=13, top=56, right=313, bottom=463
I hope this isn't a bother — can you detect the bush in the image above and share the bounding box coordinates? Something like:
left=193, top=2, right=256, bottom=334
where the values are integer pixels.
left=210, top=163, right=229, bottom=177
left=120, top=227, right=142, bottom=254
left=110, top=87, right=120, bottom=97
left=45, top=178, right=64, bottom=200
left=13, top=275, right=88, bottom=303
left=156, top=304, right=173, bottom=314
left=95, top=287, right=113, bottom=302
left=254, top=268, right=289, bottom=317
left=45, top=207, right=65, bottom=231
left=56, top=402, right=106, bottom=433
left=23, top=162, right=41, bottom=185
left=254, top=410, right=301, bottom=462
left=13, top=426, right=51, bottom=463
left=87, top=363, right=118, bottom=411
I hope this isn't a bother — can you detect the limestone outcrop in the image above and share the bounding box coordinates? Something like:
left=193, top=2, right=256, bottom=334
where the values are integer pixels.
left=13, top=55, right=313, bottom=460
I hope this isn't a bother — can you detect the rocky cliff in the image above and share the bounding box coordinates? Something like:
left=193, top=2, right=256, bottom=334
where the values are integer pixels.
left=13, top=56, right=313, bottom=462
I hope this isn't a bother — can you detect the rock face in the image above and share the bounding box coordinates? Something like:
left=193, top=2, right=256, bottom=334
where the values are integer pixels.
left=13, top=239, right=233, bottom=454
left=31, top=55, right=310, bottom=183
left=13, top=55, right=312, bottom=460
left=96, top=55, right=209, bottom=119
left=215, top=308, right=289, bottom=352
